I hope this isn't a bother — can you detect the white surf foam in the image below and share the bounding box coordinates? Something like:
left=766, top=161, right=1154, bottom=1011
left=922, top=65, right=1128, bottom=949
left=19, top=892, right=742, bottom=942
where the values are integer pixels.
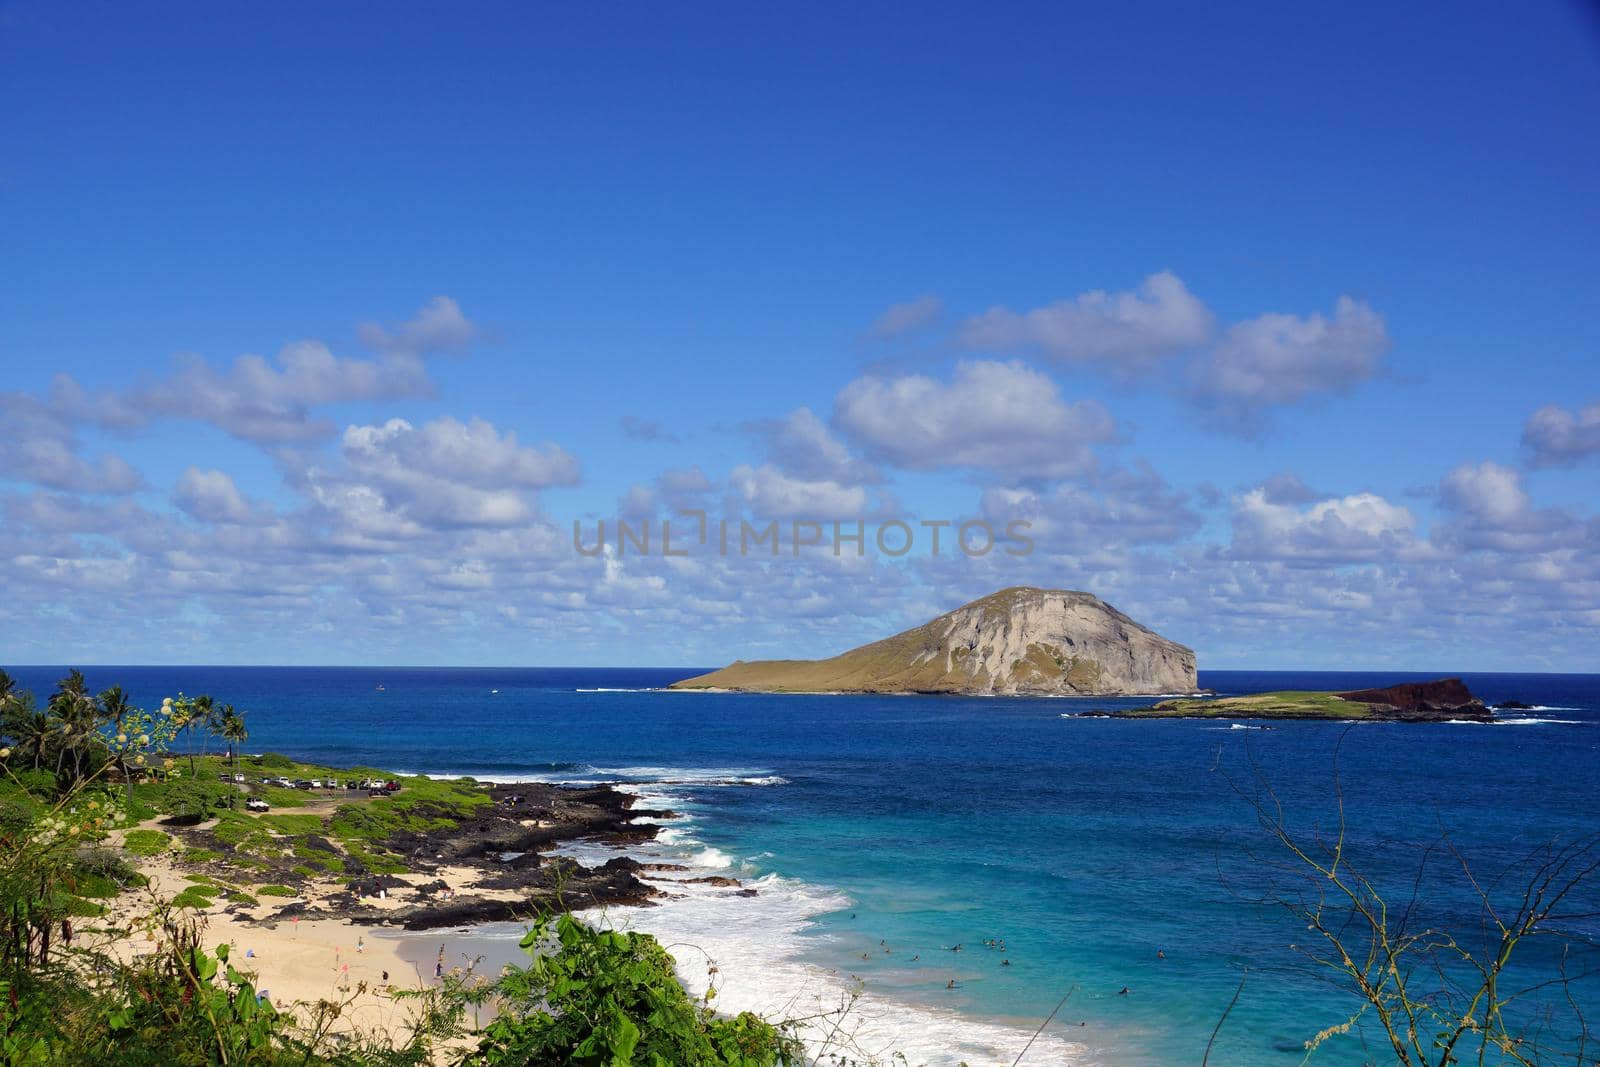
left=1446, top=717, right=1585, bottom=726
left=552, top=767, right=1092, bottom=1066
left=592, top=871, right=1089, bottom=1066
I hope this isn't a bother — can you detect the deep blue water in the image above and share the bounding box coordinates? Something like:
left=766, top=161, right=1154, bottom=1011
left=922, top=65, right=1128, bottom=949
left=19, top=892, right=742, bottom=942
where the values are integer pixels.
left=7, top=665, right=1599, bottom=1065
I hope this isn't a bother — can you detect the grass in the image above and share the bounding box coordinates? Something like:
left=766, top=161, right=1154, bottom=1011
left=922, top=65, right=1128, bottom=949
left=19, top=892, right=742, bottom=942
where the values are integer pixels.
left=122, top=828, right=172, bottom=856
left=255, top=786, right=308, bottom=808
left=108, top=756, right=497, bottom=890
left=1114, top=690, right=1375, bottom=719
left=261, top=813, right=323, bottom=835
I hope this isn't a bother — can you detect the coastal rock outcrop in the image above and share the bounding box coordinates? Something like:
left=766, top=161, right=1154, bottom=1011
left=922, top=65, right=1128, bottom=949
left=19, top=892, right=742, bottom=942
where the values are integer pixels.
left=670, top=586, right=1197, bottom=696
left=1335, top=678, right=1491, bottom=721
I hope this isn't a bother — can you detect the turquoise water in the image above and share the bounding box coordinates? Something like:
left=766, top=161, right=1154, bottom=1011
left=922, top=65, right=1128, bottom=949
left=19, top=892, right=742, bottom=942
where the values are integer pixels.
left=10, top=665, right=1599, bottom=1064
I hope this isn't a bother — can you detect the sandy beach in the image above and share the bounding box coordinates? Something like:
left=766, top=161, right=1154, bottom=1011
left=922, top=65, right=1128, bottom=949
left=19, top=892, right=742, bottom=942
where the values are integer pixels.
left=103, top=840, right=527, bottom=1052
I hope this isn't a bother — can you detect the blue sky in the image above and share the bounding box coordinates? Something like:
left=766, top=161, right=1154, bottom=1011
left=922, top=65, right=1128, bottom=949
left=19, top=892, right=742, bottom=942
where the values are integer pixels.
left=2, top=1, right=1598, bottom=669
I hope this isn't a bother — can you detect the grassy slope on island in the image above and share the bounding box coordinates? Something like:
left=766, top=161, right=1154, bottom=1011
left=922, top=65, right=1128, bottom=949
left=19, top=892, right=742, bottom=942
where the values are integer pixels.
left=672, top=586, right=1189, bottom=695
left=1113, top=691, right=1379, bottom=719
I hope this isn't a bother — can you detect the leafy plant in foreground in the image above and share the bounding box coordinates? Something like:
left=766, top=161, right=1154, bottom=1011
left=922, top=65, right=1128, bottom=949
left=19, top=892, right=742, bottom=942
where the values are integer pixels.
left=465, top=912, right=802, bottom=1066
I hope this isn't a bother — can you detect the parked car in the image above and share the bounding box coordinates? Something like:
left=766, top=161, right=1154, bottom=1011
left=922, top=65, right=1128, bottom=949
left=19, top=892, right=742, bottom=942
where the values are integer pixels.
left=232, top=773, right=246, bottom=782
left=384, top=780, right=401, bottom=792
left=245, top=798, right=269, bottom=812
left=293, top=779, right=313, bottom=790
left=308, top=779, right=323, bottom=789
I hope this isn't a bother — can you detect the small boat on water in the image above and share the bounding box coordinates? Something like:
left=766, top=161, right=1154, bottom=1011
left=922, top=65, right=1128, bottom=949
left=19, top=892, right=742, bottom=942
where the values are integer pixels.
left=375, top=684, right=385, bottom=691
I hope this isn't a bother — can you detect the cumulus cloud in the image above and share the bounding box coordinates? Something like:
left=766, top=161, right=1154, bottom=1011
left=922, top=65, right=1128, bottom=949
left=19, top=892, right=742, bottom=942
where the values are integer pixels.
left=757, top=407, right=882, bottom=485
left=656, top=466, right=715, bottom=512
left=342, top=416, right=579, bottom=490
left=133, top=340, right=432, bottom=444
left=1228, top=485, right=1420, bottom=563
left=0, top=391, right=146, bottom=494
left=834, top=360, right=1115, bottom=478
left=356, top=296, right=483, bottom=357
left=1439, top=461, right=1528, bottom=524
left=729, top=464, right=872, bottom=520
left=868, top=295, right=943, bottom=340
left=1193, top=296, right=1390, bottom=411
left=980, top=463, right=1203, bottom=553
left=174, top=468, right=253, bottom=524
left=28, top=298, right=485, bottom=447
left=319, top=416, right=580, bottom=532
left=1523, top=400, right=1600, bottom=467
left=960, top=272, right=1214, bottom=366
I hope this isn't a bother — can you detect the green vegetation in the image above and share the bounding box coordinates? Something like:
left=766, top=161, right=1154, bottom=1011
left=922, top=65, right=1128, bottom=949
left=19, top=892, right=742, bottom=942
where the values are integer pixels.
left=121, top=828, right=172, bottom=855
left=0, top=668, right=804, bottom=1066
left=469, top=912, right=800, bottom=1065
left=169, top=885, right=216, bottom=909
left=1114, top=690, right=1377, bottom=719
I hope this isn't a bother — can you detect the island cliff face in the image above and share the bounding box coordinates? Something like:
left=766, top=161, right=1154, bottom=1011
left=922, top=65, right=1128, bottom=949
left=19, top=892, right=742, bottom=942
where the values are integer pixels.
left=670, top=586, right=1197, bottom=696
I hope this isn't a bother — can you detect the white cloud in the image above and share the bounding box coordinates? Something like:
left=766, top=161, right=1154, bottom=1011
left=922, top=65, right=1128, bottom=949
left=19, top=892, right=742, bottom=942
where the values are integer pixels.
left=356, top=296, right=482, bottom=357
left=1523, top=400, right=1600, bottom=467
left=134, top=340, right=430, bottom=444
left=1228, top=486, right=1420, bottom=562
left=980, top=463, right=1202, bottom=553
left=729, top=464, right=871, bottom=520
left=1193, top=296, right=1390, bottom=410
left=868, top=295, right=943, bottom=339
left=834, top=360, right=1115, bottom=478
left=960, top=272, right=1214, bottom=366
left=174, top=468, right=253, bottom=524
left=1438, top=461, right=1528, bottom=524
left=0, top=391, right=146, bottom=494
left=342, top=416, right=579, bottom=490
left=760, top=407, right=881, bottom=485
left=321, top=416, right=580, bottom=533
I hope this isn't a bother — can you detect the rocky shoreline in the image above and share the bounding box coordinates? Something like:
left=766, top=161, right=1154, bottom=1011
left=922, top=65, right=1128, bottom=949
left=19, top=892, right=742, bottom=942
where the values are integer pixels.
left=180, top=780, right=674, bottom=932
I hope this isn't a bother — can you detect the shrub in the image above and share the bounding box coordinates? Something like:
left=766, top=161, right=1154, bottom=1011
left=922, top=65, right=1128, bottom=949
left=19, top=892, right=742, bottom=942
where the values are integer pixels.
left=471, top=913, right=801, bottom=1066
left=0, top=794, right=40, bottom=834
left=170, top=886, right=214, bottom=910
left=73, top=846, right=143, bottom=885
left=255, top=752, right=296, bottom=770
left=256, top=884, right=297, bottom=897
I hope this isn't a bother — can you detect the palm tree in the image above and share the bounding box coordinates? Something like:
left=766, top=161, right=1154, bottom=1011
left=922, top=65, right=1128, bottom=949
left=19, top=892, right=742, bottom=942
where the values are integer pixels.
left=2, top=694, right=52, bottom=771
left=184, top=694, right=218, bottom=775
left=0, top=668, right=16, bottom=708
left=98, top=685, right=138, bottom=805
left=219, top=706, right=248, bottom=769
left=49, top=670, right=102, bottom=783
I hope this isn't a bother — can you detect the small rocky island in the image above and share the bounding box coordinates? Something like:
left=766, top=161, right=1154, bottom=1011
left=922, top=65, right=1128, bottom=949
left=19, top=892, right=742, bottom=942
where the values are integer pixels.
left=1102, top=677, right=1494, bottom=723
left=671, top=586, right=1197, bottom=696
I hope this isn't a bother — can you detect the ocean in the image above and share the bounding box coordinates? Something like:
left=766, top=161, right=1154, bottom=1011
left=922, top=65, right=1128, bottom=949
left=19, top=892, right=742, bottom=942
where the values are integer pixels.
left=8, top=665, right=1598, bottom=1065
